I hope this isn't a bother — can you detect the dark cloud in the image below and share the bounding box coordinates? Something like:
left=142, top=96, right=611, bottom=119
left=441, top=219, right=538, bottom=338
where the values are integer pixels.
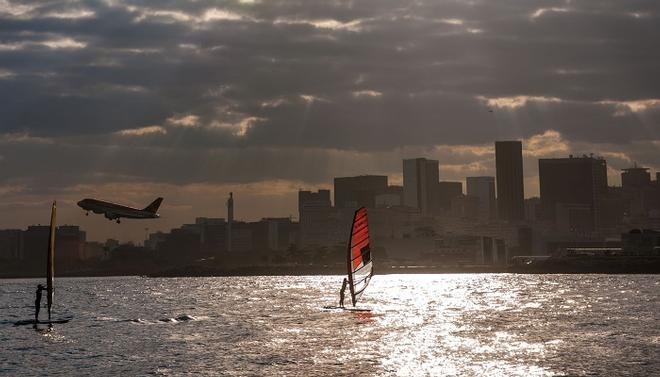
left=0, top=0, right=659, bottom=239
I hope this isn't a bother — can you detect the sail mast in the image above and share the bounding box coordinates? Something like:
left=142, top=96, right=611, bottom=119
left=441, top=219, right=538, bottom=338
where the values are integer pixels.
left=346, top=209, right=357, bottom=306
left=46, top=201, right=56, bottom=321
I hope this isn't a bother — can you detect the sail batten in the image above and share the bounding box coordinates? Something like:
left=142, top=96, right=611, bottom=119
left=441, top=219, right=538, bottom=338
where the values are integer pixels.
left=346, top=207, right=373, bottom=306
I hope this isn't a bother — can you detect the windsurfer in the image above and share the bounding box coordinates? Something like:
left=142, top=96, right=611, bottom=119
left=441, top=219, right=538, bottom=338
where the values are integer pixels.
left=34, top=284, right=47, bottom=322
left=339, top=278, right=348, bottom=307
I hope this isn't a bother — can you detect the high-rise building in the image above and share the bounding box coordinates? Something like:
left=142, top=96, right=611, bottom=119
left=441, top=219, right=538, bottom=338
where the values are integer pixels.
left=298, top=189, right=337, bottom=246
left=466, top=176, right=496, bottom=220
left=538, top=155, right=608, bottom=231
left=495, top=141, right=525, bottom=222
left=403, top=158, right=439, bottom=214
left=621, top=166, right=659, bottom=218
left=298, top=190, right=331, bottom=218
left=621, top=166, right=651, bottom=189
left=334, top=175, right=388, bottom=208
left=436, top=181, right=463, bottom=211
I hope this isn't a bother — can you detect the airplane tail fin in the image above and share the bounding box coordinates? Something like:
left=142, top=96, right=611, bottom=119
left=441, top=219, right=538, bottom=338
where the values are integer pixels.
left=143, top=197, right=163, bottom=213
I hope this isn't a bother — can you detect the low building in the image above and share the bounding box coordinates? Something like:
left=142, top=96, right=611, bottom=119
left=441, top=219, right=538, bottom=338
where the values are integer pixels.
left=0, top=229, right=23, bottom=260
left=56, top=225, right=86, bottom=264
left=84, top=241, right=109, bottom=261
left=427, top=234, right=482, bottom=265
left=622, top=229, right=660, bottom=256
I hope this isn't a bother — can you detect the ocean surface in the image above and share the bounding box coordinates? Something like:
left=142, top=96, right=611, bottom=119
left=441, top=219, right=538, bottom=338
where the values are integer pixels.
left=1, top=274, right=658, bottom=376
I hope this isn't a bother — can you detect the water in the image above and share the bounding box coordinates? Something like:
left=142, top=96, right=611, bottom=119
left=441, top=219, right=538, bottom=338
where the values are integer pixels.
left=1, top=275, right=658, bottom=376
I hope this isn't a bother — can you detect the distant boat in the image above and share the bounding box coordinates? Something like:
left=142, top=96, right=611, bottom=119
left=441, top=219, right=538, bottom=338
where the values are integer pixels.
left=346, top=207, right=374, bottom=307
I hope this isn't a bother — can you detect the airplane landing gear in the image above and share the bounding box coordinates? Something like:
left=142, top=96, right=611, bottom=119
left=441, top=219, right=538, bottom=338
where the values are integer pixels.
left=116, top=219, right=121, bottom=224
left=85, top=211, right=89, bottom=216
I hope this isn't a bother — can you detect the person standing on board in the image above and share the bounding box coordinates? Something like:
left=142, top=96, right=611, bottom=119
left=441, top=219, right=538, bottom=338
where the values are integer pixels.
left=339, top=278, right=348, bottom=308
left=34, top=284, right=47, bottom=322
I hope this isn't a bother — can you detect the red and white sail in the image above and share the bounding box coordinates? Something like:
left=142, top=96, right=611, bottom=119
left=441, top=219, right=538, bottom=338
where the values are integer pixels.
left=346, top=207, right=373, bottom=306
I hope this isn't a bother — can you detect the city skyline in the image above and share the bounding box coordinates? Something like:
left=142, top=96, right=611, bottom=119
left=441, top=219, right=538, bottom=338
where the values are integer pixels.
left=1, top=148, right=657, bottom=244
left=1, top=1, right=660, bottom=242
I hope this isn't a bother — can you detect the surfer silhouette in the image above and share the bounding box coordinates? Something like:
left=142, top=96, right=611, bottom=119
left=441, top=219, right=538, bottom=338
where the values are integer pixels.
left=34, top=284, right=47, bottom=322
left=339, top=278, right=348, bottom=308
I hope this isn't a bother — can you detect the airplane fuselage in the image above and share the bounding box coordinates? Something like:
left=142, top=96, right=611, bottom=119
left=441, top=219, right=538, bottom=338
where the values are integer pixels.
left=77, top=198, right=160, bottom=222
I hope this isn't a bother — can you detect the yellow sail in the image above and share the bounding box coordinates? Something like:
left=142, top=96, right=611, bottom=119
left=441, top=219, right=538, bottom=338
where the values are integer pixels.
left=46, top=201, right=56, bottom=320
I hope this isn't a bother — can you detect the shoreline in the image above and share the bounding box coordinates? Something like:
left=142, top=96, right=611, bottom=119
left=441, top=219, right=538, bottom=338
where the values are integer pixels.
left=2, top=262, right=659, bottom=279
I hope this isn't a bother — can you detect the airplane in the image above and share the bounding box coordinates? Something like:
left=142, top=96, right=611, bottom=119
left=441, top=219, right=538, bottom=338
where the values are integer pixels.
left=77, top=197, right=163, bottom=224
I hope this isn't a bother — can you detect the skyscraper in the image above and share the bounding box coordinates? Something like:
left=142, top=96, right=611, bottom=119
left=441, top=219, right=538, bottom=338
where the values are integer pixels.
left=297, top=189, right=335, bottom=246
left=334, top=175, right=388, bottom=208
left=495, top=141, right=525, bottom=222
left=466, top=176, right=496, bottom=220
left=403, top=158, right=439, bottom=214
left=436, top=181, right=463, bottom=211
left=538, top=155, right=607, bottom=231
left=621, top=166, right=651, bottom=189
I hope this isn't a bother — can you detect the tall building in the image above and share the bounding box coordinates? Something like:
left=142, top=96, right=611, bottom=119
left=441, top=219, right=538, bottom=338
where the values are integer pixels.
left=436, top=181, right=463, bottom=211
left=495, top=141, right=525, bottom=222
left=621, top=166, right=651, bottom=189
left=621, top=165, right=659, bottom=218
left=466, top=176, right=496, bottom=220
left=538, top=155, right=608, bottom=232
left=334, top=175, right=388, bottom=208
left=298, top=190, right=331, bottom=218
left=403, top=158, right=439, bottom=214
left=298, top=189, right=337, bottom=246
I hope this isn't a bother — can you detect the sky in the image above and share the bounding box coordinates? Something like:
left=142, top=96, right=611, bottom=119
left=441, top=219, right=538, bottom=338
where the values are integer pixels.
left=1, top=0, right=659, bottom=242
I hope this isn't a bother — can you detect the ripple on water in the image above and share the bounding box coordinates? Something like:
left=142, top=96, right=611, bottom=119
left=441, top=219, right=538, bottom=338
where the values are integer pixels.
left=0, top=275, right=658, bottom=376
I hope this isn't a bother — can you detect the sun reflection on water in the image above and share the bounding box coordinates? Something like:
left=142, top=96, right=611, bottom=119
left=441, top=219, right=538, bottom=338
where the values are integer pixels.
left=367, top=274, right=556, bottom=376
